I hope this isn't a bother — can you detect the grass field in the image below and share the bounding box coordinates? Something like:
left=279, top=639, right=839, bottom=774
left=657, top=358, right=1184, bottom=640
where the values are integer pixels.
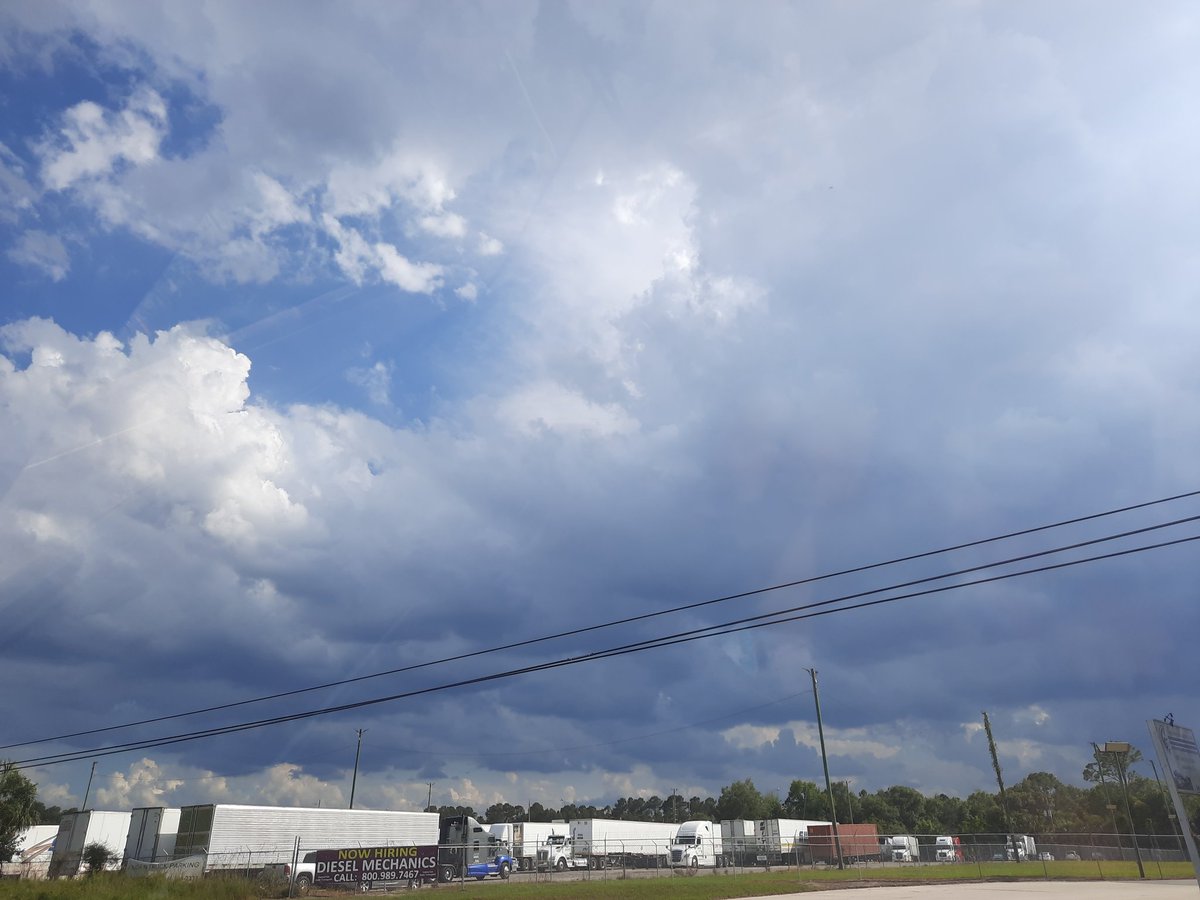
left=0, top=862, right=1193, bottom=900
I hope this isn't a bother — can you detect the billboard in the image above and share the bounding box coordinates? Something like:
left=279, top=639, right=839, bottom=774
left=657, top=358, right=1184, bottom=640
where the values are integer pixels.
left=311, top=845, right=438, bottom=887
left=1148, top=718, right=1200, bottom=794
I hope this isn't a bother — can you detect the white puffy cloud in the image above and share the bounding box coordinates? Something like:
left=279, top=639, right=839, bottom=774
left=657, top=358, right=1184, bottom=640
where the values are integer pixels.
left=322, top=214, right=443, bottom=293
left=38, top=87, right=166, bottom=191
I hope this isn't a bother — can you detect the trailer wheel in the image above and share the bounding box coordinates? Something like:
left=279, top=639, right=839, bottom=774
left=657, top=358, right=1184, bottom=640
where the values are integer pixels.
left=499, top=862, right=511, bottom=880
left=439, top=864, right=456, bottom=883
left=555, top=858, right=567, bottom=872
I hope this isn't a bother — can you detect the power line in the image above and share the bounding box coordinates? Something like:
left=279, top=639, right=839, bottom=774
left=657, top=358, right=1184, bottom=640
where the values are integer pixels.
left=12, top=530, right=1197, bottom=770
left=362, top=689, right=816, bottom=760
left=5, top=488, right=1196, bottom=753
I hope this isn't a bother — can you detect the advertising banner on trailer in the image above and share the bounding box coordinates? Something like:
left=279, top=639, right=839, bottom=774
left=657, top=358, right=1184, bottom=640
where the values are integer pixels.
left=311, top=845, right=438, bottom=887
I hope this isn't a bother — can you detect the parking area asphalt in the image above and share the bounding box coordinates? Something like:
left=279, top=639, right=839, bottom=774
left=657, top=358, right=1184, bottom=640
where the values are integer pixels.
left=755, top=881, right=1200, bottom=899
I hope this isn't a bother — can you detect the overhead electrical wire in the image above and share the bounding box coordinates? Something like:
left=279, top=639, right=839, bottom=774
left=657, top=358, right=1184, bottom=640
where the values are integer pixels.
left=12, top=527, right=1198, bottom=771
left=5, top=487, right=1198, bottom=753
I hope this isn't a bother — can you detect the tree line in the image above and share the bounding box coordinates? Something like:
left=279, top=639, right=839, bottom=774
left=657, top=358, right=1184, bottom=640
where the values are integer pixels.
left=430, top=751, right=1200, bottom=838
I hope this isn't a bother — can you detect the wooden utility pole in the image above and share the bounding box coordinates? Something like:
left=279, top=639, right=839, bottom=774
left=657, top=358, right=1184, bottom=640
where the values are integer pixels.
left=808, top=669, right=844, bottom=869
left=349, top=728, right=366, bottom=809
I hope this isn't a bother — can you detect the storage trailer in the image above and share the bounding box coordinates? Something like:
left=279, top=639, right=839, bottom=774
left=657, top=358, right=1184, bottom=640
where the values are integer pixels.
left=48, top=811, right=132, bottom=878
left=172, top=804, right=438, bottom=873
left=123, top=807, right=180, bottom=864
left=808, top=823, right=880, bottom=865
left=758, top=818, right=832, bottom=859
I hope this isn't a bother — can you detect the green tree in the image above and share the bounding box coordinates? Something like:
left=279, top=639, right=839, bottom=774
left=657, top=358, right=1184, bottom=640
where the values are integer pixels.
left=784, top=780, right=823, bottom=819
left=1084, top=746, right=1144, bottom=784
left=715, top=779, right=772, bottom=821
left=0, top=763, right=38, bottom=863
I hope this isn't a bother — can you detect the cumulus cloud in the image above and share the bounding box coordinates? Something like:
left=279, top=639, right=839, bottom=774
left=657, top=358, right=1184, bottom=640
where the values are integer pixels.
left=322, top=214, right=443, bottom=293
left=3, top=1, right=1200, bottom=810
left=38, top=87, right=167, bottom=190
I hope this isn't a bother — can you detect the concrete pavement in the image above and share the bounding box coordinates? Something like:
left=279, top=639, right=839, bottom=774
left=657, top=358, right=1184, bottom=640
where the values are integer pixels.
left=756, top=881, right=1199, bottom=899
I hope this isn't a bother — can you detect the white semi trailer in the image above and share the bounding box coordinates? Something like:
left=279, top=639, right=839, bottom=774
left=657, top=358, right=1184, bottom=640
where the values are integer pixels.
left=48, top=811, right=132, bottom=878
left=123, top=807, right=181, bottom=864
left=172, top=804, right=439, bottom=873
left=537, top=820, right=677, bottom=870
left=571, top=819, right=677, bottom=869
left=669, top=820, right=725, bottom=869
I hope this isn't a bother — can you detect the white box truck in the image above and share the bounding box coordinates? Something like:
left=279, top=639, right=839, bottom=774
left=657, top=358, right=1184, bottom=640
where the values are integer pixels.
left=669, top=820, right=725, bottom=869
left=173, top=804, right=439, bottom=874
left=48, top=811, right=132, bottom=878
left=882, top=834, right=921, bottom=862
left=123, top=807, right=181, bottom=864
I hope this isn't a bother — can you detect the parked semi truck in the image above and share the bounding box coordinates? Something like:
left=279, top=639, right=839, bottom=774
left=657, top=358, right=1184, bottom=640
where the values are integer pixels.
left=882, top=834, right=920, bottom=862
left=808, top=823, right=881, bottom=865
left=669, top=820, right=725, bottom=869
left=436, top=815, right=516, bottom=882
left=537, top=820, right=677, bottom=870
left=511, top=822, right=567, bottom=871
left=48, top=811, right=131, bottom=878
left=935, top=835, right=964, bottom=862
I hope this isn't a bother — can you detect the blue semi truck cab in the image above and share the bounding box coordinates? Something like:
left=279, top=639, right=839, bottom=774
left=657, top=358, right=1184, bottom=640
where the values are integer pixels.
left=437, top=815, right=515, bottom=882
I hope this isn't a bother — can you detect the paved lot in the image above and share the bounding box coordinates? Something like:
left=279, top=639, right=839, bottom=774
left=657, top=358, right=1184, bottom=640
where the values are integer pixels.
left=757, top=881, right=1199, bottom=899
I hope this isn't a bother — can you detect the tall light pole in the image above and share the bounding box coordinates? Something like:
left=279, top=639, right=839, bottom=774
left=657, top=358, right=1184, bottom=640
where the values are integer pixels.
left=806, top=668, right=843, bottom=870
left=1102, top=741, right=1146, bottom=879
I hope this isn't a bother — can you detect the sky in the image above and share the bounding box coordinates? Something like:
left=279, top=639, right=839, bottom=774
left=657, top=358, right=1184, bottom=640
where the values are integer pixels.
left=1, top=1, right=1198, bottom=818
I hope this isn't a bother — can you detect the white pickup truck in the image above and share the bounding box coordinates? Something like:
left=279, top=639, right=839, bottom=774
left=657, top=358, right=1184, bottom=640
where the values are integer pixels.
left=261, top=852, right=319, bottom=893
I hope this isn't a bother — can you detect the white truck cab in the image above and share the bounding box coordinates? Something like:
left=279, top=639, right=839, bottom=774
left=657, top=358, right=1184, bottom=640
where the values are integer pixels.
left=669, top=821, right=724, bottom=869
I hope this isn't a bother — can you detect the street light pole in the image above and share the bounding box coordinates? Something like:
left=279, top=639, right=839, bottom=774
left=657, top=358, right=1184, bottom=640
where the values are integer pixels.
left=1102, top=741, right=1146, bottom=879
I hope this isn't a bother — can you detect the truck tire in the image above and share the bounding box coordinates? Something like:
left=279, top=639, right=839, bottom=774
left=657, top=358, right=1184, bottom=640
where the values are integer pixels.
left=295, top=872, right=312, bottom=894
left=555, top=857, right=567, bottom=872
left=439, top=863, right=456, bottom=883
left=499, top=862, right=511, bottom=880
left=689, top=856, right=699, bottom=873
left=587, top=856, right=599, bottom=870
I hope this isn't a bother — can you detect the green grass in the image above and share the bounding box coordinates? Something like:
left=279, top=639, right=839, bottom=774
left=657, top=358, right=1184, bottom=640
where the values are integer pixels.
left=1, top=861, right=1194, bottom=899
left=0, top=872, right=266, bottom=899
